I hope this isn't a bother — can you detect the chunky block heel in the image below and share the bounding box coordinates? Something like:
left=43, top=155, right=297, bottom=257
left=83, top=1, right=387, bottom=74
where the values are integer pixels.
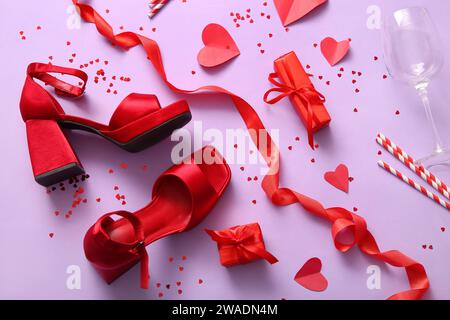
left=26, top=120, right=84, bottom=186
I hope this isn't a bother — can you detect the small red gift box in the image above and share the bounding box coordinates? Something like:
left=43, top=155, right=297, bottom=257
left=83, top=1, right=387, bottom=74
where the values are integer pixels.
left=206, top=223, right=278, bottom=267
left=264, top=51, right=331, bottom=149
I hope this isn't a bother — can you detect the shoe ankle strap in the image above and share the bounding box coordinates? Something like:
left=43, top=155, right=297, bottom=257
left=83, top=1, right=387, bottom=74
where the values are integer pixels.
left=94, top=211, right=149, bottom=289
left=27, top=63, right=87, bottom=98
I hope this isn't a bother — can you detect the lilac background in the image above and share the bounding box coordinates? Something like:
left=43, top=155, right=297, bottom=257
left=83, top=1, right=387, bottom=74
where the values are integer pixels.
left=0, top=0, right=449, bottom=300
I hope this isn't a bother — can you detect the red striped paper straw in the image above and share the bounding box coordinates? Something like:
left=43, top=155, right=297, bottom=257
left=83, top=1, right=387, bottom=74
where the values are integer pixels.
left=148, top=0, right=169, bottom=19
left=378, top=160, right=450, bottom=210
left=377, top=133, right=450, bottom=198
left=149, top=0, right=159, bottom=8
left=377, top=133, right=416, bottom=164
left=376, top=137, right=450, bottom=200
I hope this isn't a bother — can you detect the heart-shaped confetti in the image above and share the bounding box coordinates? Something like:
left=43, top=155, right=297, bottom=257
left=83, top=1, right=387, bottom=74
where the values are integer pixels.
left=197, top=23, right=240, bottom=67
left=320, top=37, right=350, bottom=66
left=274, top=0, right=328, bottom=27
left=294, top=257, right=328, bottom=292
left=324, top=164, right=349, bottom=193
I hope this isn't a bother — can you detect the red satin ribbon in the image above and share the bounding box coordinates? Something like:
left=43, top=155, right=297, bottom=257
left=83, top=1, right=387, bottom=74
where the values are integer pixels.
left=73, top=0, right=429, bottom=299
left=263, top=72, right=326, bottom=149
left=206, top=223, right=279, bottom=266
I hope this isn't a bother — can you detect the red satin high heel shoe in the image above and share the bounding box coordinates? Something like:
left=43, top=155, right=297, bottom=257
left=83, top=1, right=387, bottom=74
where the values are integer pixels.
left=84, top=146, right=231, bottom=288
left=20, top=63, right=192, bottom=186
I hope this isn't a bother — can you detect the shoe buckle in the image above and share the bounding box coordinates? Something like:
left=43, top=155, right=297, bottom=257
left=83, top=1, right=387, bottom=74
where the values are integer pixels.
left=133, top=240, right=145, bottom=252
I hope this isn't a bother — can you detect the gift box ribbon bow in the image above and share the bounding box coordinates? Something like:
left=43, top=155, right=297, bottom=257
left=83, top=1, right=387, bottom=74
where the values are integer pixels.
left=206, top=223, right=278, bottom=265
left=263, top=72, right=326, bottom=149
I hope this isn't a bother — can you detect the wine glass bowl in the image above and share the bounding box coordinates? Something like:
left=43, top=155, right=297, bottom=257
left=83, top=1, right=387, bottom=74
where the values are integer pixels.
left=383, top=7, right=444, bottom=88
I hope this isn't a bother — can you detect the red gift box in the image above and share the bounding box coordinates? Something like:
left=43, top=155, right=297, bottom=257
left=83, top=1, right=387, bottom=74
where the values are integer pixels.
left=206, top=223, right=278, bottom=267
left=264, top=51, right=331, bottom=149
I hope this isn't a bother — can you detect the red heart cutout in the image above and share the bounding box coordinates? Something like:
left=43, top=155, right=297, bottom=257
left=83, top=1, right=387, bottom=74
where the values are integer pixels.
left=324, top=164, right=349, bottom=193
left=320, top=37, right=350, bottom=66
left=197, top=23, right=240, bottom=68
left=294, top=257, right=328, bottom=292
left=274, top=0, right=327, bottom=27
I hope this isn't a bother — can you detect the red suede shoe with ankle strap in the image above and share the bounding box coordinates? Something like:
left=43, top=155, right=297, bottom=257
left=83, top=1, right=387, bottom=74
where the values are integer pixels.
left=84, top=146, right=231, bottom=288
left=20, top=62, right=192, bottom=186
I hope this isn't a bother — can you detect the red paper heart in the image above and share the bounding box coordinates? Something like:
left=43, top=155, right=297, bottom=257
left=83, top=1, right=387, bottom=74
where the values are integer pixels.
left=320, top=37, right=350, bottom=66
left=197, top=23, right=240, bottom=68
left=294, top=257, right=328, bottom=292
left=274, top=0, right=327, bottom=27
left=324, top=164, right=349, bottom=193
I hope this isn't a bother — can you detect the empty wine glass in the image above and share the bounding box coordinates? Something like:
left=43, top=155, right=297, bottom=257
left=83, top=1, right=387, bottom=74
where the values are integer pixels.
left=383, top=7, right=450, bottom=168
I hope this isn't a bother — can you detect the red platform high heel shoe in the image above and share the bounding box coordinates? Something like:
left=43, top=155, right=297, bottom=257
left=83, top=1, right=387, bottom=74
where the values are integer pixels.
left=20, top=63, right=192, bottom=186
left=84, top=146, right=231, bottom=288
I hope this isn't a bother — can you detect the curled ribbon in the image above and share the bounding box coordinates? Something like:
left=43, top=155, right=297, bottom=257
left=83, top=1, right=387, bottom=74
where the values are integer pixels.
left=206, top=223, right=279, bottom=266
left=73, top=0, right=429, bottom=299
left=263, top=73, right=326, bottom=150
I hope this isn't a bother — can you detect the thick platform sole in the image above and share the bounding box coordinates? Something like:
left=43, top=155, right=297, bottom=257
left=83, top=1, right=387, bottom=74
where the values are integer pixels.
left=61, top=111, right=192, bottom=153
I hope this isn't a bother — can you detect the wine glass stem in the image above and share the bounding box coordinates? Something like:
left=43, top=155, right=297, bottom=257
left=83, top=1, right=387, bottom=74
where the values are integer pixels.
left=417, top=87, right=444, bottom=152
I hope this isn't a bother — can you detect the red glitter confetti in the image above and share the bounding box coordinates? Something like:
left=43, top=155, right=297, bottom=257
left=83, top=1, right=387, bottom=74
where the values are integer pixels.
left=120, top=162, right=128, bottom=169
